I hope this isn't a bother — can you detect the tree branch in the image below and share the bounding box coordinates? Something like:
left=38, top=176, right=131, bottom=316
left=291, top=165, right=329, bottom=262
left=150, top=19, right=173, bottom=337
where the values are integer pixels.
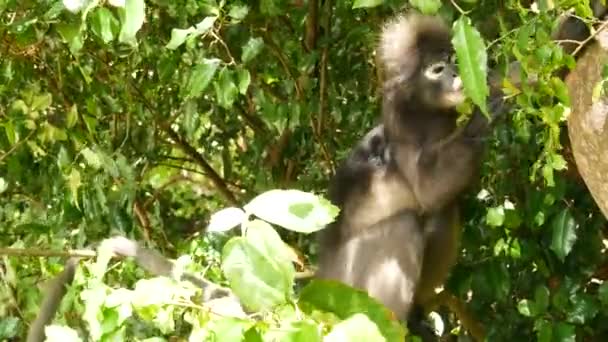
left=161, top=125, right=239, bottom=205
left=426, top=290, right=486, bottom=341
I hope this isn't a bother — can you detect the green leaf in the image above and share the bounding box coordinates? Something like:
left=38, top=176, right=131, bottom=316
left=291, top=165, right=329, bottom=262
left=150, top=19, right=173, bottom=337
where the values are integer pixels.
left=81, top=147, right=102, bottom=170
left=452, top=16, right=489, bottom=114
left=186, top=59, right=220, bottom=99
left=56, top=23, right=84, bottom=54
left=66, top=104, right=79, bottom=128
left=553, top=322, right=575, bottom=342
left=118, top=0, right=145, bottom=45
left=67, top=168, right=81, bottom=206
left=534, top=286, right=550, bottom=314
left=551, top=153, right=567, bottom=171
left=165, top=17, right=215, bottom=50
left=31, top=93, right=53, bottom=112
left=299, top=280, right=405, bottom=341
left=263, top=320, right=321, bottom=342
left=517, top=299, right=534, bottom=317
left=165, top=27, right=196, bottom=50
left=325, top=314, right=385, bottom=342
left=237, top=68, right=251, bottom=95
left=90, top=7, right=119, bottom=43
left=486, top=206, right=505, bottom=227
left=43, top=325, right=83, bottom=342
left=62, top=0, right=87, bottom=13
left=534, top=319, right=552, bottom=342
left=221, top=220, right=295, bottom=311
left=598, top=282, right=608, bottom=306
left=194, top=16, right=217, bottom=34
left=567, top=294, right=599, bottom=325
left=550, top=209, right=578, bottom=261
left=228, top=5, right=249, bottom=22
left=352, top=0, right=384, bottom=9
left=0, top=177, right=8, bottom=194
left=207, top=207, right=246, bottom=233
left=410, top=0, right=442, bottom=14
left=214, top=68, right=239, bottom=109
left=244, top=189, right=339, bottom=233
left=241, top=37, right=264, bottom=64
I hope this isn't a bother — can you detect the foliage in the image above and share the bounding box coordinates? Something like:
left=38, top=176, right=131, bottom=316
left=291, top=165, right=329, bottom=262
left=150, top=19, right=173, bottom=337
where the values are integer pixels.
left=1, top=0, right=608, bottom=341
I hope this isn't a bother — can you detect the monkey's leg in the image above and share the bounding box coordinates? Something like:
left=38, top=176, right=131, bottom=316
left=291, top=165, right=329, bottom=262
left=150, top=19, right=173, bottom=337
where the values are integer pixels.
left=415, top=206, right=461, bottom=307
left=317, top=212, right=426, bottom=322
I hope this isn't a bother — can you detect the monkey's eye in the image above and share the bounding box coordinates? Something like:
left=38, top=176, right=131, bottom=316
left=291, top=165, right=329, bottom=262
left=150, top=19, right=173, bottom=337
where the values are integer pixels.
left=425, top=62, right=446, bottom=80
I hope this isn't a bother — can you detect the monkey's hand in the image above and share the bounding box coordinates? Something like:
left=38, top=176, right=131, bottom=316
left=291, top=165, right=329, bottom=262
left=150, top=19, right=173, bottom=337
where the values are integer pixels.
left=462, top=93, right=509, bottom=141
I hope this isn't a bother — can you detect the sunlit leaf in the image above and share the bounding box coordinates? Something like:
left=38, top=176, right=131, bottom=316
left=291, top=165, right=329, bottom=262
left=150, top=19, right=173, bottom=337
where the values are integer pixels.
left=56, top=23, right=84, bottom=54
left=241, top=37, right=264, bottom=63
left=81, top=147, right=102, bottom=169
left=410, top=0, right=441, bottom=14
left=325, top=314, right=385, bottom=342
left=452, top=16, right=489, bottom=114
left=208, top=207, right=246, bottom=232
left=299, top=280, right=405, bottom=341
left=90, top=7, right=119, bottom=43
left=352, top=0, right=384, bottom=9
left=221, top=220, right=294, bottom=311
left=118, top=0, right=145, bottom=45
left=187, top=59, right=220, bottom=98
left=43, top=325, right=83, bottom=342
left=0, top=178, right=8, bottom=194
left=244, top=189, right=339, bottom=233
left=486, top=206, right=505, bottom=227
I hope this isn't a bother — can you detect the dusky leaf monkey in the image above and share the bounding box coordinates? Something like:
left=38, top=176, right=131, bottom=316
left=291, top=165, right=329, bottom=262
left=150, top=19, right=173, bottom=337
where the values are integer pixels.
left=317, top=2, right=608, bottom=338
left=315, top=13, right=507, bottom=333
left=26, top=236, right=238, bottom=342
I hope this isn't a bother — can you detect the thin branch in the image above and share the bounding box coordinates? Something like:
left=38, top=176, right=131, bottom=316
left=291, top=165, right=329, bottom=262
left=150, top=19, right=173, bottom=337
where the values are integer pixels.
left=0, top=247, right=96, bottom=258
left=449, top=0, right=471, bottom=15
left=133, top=200, right=152, bottom=242
left=162, top=126, right=239, bottom=205
left=305, top=0, right=319, bottom=51
left=210, top=29, right=236, bottom=65
left=263, top=32, right=304, bottom=99
left=0, top=130, right=35, bottom=163
left=127, top=81, right=239, bottom=206
left=572, top=19, right=608, bottom=56
left=426, top=290, right=485, bottom=341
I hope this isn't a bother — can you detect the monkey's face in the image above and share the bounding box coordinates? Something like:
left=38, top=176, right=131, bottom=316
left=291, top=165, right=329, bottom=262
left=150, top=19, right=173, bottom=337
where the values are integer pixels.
left=418, top=54, right=465, bottom=109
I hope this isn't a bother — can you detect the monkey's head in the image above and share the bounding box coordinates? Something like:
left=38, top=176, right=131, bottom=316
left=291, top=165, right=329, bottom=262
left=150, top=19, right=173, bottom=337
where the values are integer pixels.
left=379, top=14, right=464, bottom=110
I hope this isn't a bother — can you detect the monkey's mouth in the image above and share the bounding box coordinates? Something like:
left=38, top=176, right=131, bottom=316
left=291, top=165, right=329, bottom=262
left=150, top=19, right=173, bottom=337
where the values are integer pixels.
left=440, top=90, right=465, bottom=107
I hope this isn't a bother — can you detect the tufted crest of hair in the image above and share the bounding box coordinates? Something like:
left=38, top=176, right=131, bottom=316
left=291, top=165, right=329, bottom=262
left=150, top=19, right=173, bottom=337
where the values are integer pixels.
left=379, top=14, right=452, bottom=81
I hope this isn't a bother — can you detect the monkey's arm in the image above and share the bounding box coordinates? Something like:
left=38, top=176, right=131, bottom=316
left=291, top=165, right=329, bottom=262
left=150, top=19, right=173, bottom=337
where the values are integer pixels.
left=400, top=95, right=508, bottom=213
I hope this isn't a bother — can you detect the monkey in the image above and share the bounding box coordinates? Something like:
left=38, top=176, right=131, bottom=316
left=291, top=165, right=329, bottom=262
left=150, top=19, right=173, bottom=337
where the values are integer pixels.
left=316, top=14, right=507, bottom=336
left=26, top=236, right=240, bottom=342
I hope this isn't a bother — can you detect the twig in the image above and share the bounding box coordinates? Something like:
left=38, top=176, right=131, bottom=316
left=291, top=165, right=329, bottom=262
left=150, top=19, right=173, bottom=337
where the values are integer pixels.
left=162, top=126, right=239, bottom=205
left=449, top=0, right=471, bottom=15
left=305, top=0, right=319, bottom=51
left=0, top=130, right=35, bottom=163
left=263, top=32, right=304, bottom=99
left=126, top=81, right=239, bottom=206
left=210, top=30, right=236, bottom=65
left=573, top=19, right=608, bottom=56
left=426, top=290, right=485, bottom=341
left=0, top=247, right=96, bottom=258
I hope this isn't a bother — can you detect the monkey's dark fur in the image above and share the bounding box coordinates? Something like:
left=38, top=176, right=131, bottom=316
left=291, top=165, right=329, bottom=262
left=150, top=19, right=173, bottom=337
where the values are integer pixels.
left=316, top=14, right=505, bottom=336
left=27, top=237, right=237, bottom=342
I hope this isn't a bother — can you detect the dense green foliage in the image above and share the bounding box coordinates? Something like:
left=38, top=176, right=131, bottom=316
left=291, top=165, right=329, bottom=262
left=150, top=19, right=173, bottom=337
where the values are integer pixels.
left=1, top=0, right=608, bottom=341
